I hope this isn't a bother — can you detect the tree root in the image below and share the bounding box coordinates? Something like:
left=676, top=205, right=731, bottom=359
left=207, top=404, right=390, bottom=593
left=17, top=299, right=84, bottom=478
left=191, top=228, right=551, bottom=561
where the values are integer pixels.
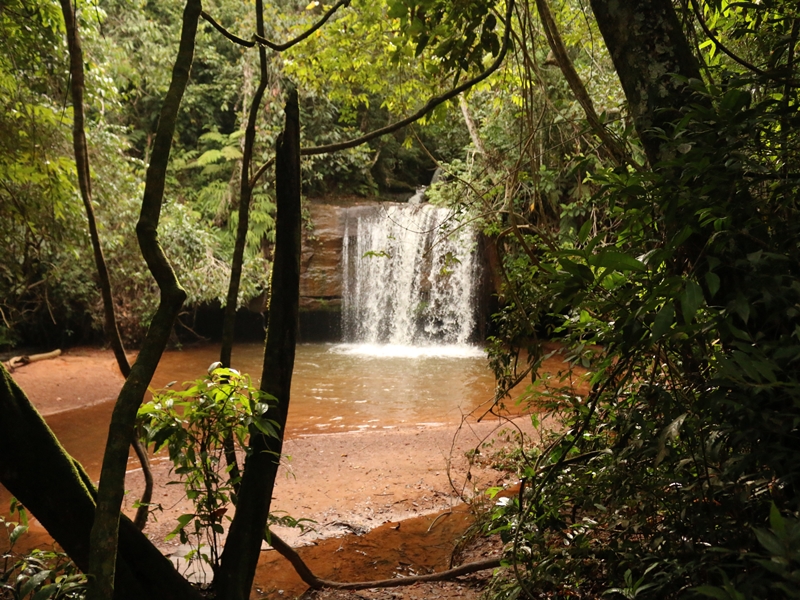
left=265, top=529, right=502, bottom=591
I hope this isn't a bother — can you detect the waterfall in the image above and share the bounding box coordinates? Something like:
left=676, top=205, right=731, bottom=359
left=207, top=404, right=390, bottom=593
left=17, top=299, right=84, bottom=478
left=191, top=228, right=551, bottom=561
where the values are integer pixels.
left=341, top=203, right=480, bottom=348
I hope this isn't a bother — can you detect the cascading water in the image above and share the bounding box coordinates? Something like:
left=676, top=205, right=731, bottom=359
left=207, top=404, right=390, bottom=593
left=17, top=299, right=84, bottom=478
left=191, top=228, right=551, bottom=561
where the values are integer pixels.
left=340, top=203, right=481, bottom=355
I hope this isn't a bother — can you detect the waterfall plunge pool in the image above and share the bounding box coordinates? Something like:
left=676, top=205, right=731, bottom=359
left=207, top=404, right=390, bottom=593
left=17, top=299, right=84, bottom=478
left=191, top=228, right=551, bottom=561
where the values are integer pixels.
left=0, top=341, right=496, bottom=515
left=151, top=342, right=495, bottom=437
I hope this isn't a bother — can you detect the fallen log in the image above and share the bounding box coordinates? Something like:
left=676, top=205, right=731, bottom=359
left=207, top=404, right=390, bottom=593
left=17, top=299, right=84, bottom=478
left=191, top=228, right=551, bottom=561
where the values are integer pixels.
left=4, top=349, right=62, bottom=372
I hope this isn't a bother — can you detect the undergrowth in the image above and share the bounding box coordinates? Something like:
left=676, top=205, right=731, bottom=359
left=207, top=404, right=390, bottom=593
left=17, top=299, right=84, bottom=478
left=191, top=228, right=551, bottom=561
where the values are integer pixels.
left=478, top=76, right=800, bottom=599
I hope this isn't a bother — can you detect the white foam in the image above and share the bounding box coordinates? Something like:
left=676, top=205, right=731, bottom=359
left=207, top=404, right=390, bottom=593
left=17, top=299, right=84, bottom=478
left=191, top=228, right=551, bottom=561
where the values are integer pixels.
left=329, top=343, right=485, bottom=359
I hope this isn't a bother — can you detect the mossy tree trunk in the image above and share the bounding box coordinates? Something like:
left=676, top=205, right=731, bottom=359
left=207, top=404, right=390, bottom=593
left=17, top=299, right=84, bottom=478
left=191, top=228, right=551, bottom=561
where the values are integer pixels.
left=0, top=365, right=202, bottom=600
left=85, top=1, right=200, bottom=598
left=589, top=0, right=705, bottom=166
left=58, top=0, right=153, bottom=532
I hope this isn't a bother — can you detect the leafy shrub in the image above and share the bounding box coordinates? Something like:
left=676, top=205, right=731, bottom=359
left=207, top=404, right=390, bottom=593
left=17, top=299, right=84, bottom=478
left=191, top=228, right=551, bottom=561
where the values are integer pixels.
left=137, top=365, right=281, bottom=575
left=483, top=76, right=800, bottom=598
left=1, top=509, right=86, bottom=600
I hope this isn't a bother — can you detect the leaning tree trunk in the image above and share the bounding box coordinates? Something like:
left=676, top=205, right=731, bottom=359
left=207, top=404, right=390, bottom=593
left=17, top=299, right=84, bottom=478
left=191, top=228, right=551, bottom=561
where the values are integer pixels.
left=0, top=364, right=201, bottom=600
left=216, top=89, right=302, bottom=600
left=589, top=0, right=705, bottom=166
left=86, top=1, right=200, bottom=598
left=535, top=0, right=631, bottom=167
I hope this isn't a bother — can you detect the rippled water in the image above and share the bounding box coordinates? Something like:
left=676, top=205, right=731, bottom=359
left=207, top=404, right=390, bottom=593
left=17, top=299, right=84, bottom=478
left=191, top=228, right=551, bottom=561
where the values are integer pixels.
left=151, top=342, right=495, bottom=436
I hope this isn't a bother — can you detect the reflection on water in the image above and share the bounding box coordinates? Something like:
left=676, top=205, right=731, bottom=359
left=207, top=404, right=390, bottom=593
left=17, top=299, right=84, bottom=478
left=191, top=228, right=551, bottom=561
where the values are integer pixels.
left=23, top=343, right=494, bottom=474
left=151, top=343, right=494, bottom=436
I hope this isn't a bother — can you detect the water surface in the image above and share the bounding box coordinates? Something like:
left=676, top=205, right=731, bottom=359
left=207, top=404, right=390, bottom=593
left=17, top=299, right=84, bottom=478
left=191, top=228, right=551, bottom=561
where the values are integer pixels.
left=151, top=342, right=494, bottom=436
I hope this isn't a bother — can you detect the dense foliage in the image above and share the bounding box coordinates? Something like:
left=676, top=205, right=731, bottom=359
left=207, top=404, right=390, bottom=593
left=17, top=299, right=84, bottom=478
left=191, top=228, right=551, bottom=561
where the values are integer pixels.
left=427, top=1, right=800, bottom=598
left=137, top=366, right=279, bottom=575
left=0, top=0, right=464, bottom=349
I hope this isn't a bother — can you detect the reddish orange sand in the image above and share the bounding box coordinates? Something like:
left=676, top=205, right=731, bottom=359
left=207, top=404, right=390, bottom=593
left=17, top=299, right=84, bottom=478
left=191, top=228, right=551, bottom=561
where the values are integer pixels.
left=5, top=347, right=586, bottom=599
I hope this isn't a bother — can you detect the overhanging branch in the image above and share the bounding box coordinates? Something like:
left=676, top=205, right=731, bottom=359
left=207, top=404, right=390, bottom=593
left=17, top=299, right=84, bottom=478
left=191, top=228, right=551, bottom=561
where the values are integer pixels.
left=690, top=0, right=799, bottom=86
left=266, top=530, right=502, bottom=590
left=201, top=0, right=350, bottom=51
left=302, top=0, right=515, bottom=156
left=248, top=0, right=517, bottom=190
left=254, top=0, right=351, bottom=51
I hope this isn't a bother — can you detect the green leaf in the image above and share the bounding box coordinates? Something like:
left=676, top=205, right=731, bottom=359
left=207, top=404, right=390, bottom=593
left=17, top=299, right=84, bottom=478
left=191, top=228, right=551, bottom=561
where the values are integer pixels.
left=578, top=219, right=592, bottom=243
left=754, top=528, right=785, bottom=557
left=681, top=281, right=704, bottom=323
left=693, top=585, right=734, bottom=599
left=19, top=570, right=51, bottom=598
left=166, top=513, right=196, bottom=541
left=732, top=294, right=750, bottom=324
left=655, top=413, right=686, bottom=467
left=10, top=524, right=28, bottom=544
left=220, top=146, right=243, bottom=160
left=652, top=304, right=675, bottom=341
left=32, top=583, right=59, bottom=600
left=558, top=258, right=594, bottom=283
left=705, top=272, right=720, bottom=298
left=588, top=250, right=646, bottom=272
left=194, top=148, right=224, bottom=166
left=769, top=503, right=786, bottom=537
left=387, top=0, right=407, bottom=19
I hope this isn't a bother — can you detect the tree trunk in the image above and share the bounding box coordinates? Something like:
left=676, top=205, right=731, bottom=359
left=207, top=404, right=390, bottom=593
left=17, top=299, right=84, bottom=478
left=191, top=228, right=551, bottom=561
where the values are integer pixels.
left=0, top=364, right=201, bottom=600
left=58, top=0, right=153, bottom=533
left=219, top=0, right=270, bottom=370
left=589, top=0, right=705, bottom=166
left=216, top=89, right=302, bottom=600
left=86, top=1, right=200, bottom=597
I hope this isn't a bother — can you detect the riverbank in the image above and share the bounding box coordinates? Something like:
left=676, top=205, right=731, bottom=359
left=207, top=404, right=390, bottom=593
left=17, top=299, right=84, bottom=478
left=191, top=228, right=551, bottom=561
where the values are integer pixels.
left=4, top=347, right=566, bottom=599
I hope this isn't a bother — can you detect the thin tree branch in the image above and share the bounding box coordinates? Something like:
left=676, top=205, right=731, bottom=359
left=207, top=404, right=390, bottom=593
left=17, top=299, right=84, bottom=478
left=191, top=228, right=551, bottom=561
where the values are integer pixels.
left=534, top=0, right=636, bottom=168
left=254, top=0, right=351, bottom=51
left=201, top=0, right=350, bottom=51
left=200, top=11, right=255, bottom=47
left=266, top=530, right=502, bottom=590
left=86, top=0, right=199, bottom=597
left=690, top=0, right=800, bottom=86
left=131, top=437, right=154, bottom=529
left=218, top=0, right=273, bottom=496
left=59, top=0, right=154, bottom=533
left=248, top=0, right=517, bottom=189
left=220, top=0, right=270, bottom=370
left=459, top=95, right=487, bottom=155
left=302, top=0, right=515, bottom=156
left=249, top=155, right=275, bottom=189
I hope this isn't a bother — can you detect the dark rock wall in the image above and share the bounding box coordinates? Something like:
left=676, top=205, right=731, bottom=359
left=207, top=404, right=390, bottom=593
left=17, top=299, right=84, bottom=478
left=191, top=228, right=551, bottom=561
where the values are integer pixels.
left=298, top=200, right=352, bottom=341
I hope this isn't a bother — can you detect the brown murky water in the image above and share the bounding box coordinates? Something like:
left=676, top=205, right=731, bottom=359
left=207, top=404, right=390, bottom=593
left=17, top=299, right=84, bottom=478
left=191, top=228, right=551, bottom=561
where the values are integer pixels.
left=151, top=343, right=495, bottom=437
left=6, top=341, right=585, bottom=484
left=2, top=342, right=495, bottom=527
left=3, top=343, right=588, bottom=598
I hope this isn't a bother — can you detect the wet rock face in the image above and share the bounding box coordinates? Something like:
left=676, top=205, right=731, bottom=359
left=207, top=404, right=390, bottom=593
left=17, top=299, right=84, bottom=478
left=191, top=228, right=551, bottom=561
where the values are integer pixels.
left=298, top=198, right=496, bottom=343
left=300, top=202, right=346, bottom=311
left=299, top=200, right=372, bottom=341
